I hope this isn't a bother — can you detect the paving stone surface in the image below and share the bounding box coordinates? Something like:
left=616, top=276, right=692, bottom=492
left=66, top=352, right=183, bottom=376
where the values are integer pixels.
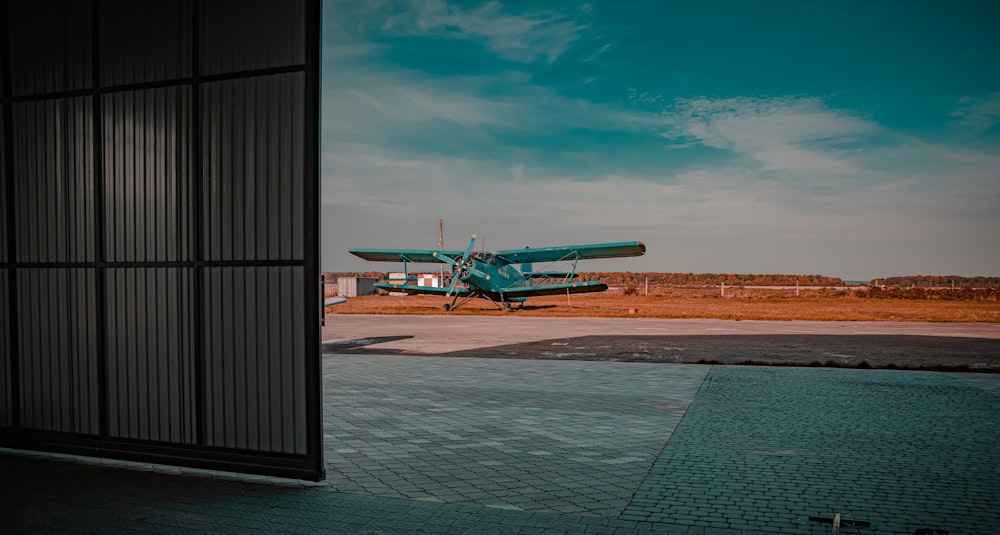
left=3, top=352, right=999, bottom=534
left=322, top=355, right=709, bottom=516
left=0, top=453, right=691, bottom=534
left=626, top=366, right=1000, bottom=534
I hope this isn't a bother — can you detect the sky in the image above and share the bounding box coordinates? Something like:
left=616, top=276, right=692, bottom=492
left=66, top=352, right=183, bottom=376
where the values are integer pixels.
left=321, top=0, right=1000, bottom=281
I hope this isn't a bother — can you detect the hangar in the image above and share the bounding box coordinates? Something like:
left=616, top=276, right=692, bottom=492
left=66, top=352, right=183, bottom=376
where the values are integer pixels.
left=0, top=0, right=324, bottom=480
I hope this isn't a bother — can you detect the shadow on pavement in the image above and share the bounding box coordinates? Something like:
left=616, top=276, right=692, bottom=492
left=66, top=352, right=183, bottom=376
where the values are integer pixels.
left=322, top=335, right=413, bottom=354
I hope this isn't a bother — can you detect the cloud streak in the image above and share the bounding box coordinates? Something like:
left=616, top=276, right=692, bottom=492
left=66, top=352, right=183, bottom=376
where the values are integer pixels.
left=661, top=96, right=877, bottom=175
left=381, top=0, right=591, bottom=63
left=951, top=92, right=1000, bottom=136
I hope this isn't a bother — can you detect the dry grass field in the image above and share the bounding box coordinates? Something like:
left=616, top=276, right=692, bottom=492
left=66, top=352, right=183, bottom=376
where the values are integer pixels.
left=330, top=291, right=1000, bottom=322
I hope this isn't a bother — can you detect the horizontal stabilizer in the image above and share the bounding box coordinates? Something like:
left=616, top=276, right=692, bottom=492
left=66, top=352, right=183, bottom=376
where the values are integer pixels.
left=324, top=296, right=347, bottom=306
left=523, top=272, right=580, bottom=280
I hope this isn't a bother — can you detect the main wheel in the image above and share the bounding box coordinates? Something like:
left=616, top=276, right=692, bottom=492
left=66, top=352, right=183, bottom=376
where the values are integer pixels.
left=442, top=304, right=452, bottom=312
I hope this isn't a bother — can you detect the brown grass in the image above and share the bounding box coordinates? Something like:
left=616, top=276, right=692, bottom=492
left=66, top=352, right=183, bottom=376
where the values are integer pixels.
left=330, top=292, right=1000, bottom=322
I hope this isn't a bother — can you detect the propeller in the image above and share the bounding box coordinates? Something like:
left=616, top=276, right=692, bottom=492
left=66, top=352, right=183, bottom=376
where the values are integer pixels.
left=434, top=233, right=490, bottom=296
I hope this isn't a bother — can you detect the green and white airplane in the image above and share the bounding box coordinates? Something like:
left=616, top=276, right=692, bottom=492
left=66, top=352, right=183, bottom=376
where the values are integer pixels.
left=349, top=234, right=645, bottom=311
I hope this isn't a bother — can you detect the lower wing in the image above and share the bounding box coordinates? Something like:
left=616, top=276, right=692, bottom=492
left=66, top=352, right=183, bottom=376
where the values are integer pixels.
left=374, top=282, right=470, bottom=296
left=500, top=281, right=608, bottom=298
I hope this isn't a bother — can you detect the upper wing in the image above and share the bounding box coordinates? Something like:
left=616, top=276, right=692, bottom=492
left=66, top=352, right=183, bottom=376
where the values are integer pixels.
left=350, top=248, right=466, bottom=263
left=494, top=241, right=645, bottom=264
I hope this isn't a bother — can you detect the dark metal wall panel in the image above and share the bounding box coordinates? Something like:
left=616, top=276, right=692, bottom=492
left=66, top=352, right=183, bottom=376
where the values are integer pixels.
left=203, top=266, right=306, bottom=454
left=0, top=106, right=6, bottom=426
left=1, top=108, right=6, bottom=262
left=6, top=0, right=92, bottom=96
left=0, top=270, right=8, bottom=427
left=12, top=98, right=95, bottom=263
left=1, top=14, right=9, bottom=429
left=1, top=0, right=322, bottom=481
left=99, top=0, right=192, bottom=87
left=103, top=88, right=191, bottom=263
left=106, top=268, right=195, bottom=443
left=16, top=268, right=99, bottom=434
left=201, top=74, right=304, bottom=261
left=200, top=0, right=305, bottom=76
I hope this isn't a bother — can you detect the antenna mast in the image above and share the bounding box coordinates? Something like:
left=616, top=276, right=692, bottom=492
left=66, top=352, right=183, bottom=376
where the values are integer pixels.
left=439, top=219, right=444, bottom=285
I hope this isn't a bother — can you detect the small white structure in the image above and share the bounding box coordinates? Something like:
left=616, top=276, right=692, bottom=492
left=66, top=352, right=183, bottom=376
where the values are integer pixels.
left=388, top=272, right=415, bottom=284
left=418, top=274, right=440, bottom=288
left=385, top=272, right=414, bottom=296
left=338, top=277, right=377, bottom=297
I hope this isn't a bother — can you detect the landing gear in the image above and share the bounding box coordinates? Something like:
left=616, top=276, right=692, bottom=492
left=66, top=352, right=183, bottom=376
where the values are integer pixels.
left=441, top=292, right=521, bottom=312
left=442, top=292, right=476, bottom=312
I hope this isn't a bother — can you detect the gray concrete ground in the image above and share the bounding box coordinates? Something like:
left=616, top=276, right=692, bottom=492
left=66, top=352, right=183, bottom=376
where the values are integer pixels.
left=2, top=316, right=999, bottom=534
left=322, top=316, right=1000, bottom=354
left=322, top=316, right=1000, bottom=370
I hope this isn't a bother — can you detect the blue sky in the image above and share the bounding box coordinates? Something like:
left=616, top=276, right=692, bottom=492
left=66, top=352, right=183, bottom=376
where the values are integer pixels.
left=321, top=0, right=1000, bottom=280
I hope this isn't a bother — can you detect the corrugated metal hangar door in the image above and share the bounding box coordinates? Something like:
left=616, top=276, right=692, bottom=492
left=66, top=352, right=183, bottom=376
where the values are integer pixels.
left=0, top=0, right=324, bottom=480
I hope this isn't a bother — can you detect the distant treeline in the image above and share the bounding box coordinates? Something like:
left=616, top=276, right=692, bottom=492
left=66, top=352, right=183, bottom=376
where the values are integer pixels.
left=858, top=286, right=1000, bottom=300
left=873, top=275, right=1000, bottom=288
left=327, top=271, right=845, bottom=286
left=327, top=271, right=388, bottom=281
left=579, top=272, right=845, bottom=287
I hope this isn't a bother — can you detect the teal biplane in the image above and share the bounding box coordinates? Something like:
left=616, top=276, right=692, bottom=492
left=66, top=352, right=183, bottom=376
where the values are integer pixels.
left=349, top=234, right=645, bottom=311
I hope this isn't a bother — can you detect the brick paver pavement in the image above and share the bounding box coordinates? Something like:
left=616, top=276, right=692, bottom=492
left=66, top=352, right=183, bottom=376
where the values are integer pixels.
left=322, top=355, right=708, bottom=516
left=626, top=366, right=1000, bottom=534
left=2, top=355, right=998, bottom=534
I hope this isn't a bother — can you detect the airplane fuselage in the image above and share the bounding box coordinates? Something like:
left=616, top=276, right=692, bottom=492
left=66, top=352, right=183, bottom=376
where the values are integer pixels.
left=458, top=253, right=531, bottom=300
